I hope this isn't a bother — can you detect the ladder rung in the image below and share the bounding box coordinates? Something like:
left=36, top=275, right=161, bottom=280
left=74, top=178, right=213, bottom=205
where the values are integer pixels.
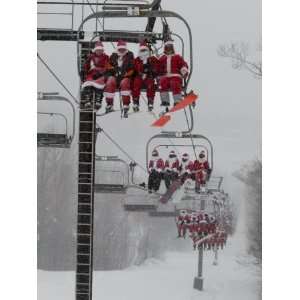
left=79, top=142, right=93, bottom=144
left=78, top=203, right=91, bottom=206
left=79, top=152, right=93, bottom=154
left=78, top=243, right=91, bottom=246
left=79, top=131, right=93, bottom=134
left=79, top=162, right=92, bottom=165
left=79, top=172, right=93, bottom=175
left=77, top=253, right=90, bottom=256
left=78, top=213, right=91, bottom=216
left=78, top=233, right=91, bottom=236
left=80, top=121, right=93, bottom=123
left=77, top=263, right=90, bottom=266
left=77, top=283, right=89, bottom=286
left=78, top=192, right=92, bottom=195
left=78, top=223, right=91, bottom=226
left=76, top=292, right=89, bottom=295
left=77, top=273, right=90, bottom=276
left=78, top=182, right=92, bottom=185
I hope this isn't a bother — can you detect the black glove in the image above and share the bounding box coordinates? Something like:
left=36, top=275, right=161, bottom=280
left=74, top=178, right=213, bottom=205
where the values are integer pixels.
left=80, top=70, right=85, bottom=82
left=92, top=71, right=102, bottom=80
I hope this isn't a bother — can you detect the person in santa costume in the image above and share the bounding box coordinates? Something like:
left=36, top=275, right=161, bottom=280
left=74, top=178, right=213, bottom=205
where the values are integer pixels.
left=164, top=150, right=180, bottom=189
left=158, top=39, right=189, bottom=112
left=132, top=41, right=159, bottom=112
left=105, top=40, right=135, bottom=116
left=176, top=210, right=189, bottom=238
left=81, top=41, right=110, bottom=109
left=193, top=150, right=211, bottom=193
left=148, top=149, right=164, bottom=193
left=179, top=153, right=194, bottom=183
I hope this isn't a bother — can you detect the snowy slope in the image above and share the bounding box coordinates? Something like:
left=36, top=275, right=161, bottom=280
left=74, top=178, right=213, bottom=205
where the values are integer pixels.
left=38, top=238, right=260, bottom=300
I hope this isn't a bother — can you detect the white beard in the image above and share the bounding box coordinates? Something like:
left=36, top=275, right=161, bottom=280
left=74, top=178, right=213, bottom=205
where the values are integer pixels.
left=139, top=51, right=149, bottom=63
left=169, top=157, right=177, bottom=164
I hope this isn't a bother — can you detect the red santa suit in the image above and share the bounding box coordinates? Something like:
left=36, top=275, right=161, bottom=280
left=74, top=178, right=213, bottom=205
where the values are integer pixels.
left=148, top=149, right=164, bottom=192
left=194, top=152, right=210, bottom=186
left=148, top=157, right=164, bottom=173
left=176, top=210, right=188, bottom=237
left=132, top=42, right=159, bottom=109
left=159, top=40, right=189, bottom=106
left=164, top=157, right=180, bottom=174
left=104, top=40, right=135, bottom=109
left=179, top=153, right=194, bottom=182
left=81, top=41, right=109, bottom=91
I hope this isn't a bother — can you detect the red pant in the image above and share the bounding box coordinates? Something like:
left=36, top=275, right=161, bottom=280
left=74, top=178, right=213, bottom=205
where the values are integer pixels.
left=195, top=170, right=207, bottom=186
left=132, top=76, right=155, bottom=103
left=159, top=76, right=182, bottom=95
left=104, top=76, right=131, bottom=106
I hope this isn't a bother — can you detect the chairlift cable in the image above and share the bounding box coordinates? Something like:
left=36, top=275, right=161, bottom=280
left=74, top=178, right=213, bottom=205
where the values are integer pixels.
left=37, top=53, right=80, bottom=105
left=98, top=125, right=148, bottom=174
left=183, top=107, right=197, bottom=160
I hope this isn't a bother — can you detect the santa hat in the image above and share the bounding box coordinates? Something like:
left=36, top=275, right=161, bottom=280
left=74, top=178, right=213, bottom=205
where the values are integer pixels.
left=169, top=150, right=177, bottom=157
left=152, top=149, right=159, bottom=156
left=182, top=153, right=189, bottom=160
left=139, top=41, right=149, bottom=51
left=117, top=40, right=127, bottom=50
left=200, top=150, right=206, bottom=155
left=164, top=40, right=174, bottom=47
left=92, top=41, right=104, bottom=52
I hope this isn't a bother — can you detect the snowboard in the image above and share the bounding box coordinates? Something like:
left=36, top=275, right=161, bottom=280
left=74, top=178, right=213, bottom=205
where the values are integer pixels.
left=159, top=179, right=182, bottom=204
left=151, top=92, right=199, bottom=127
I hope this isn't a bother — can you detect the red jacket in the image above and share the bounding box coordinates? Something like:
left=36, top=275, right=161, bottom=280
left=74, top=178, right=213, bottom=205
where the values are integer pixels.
left=108, top=51, right=135, bottom=78
left=179, top=160, right=194, bottom=174
left=83, top=52, right=110, bottom=77
left=134, top=56, right=159, bottom=79
left=159, top=54, right=189, bottom=78
left=148, top=158, right=164, bottom=173
left=193, top=159, right=210, bottom=173
left=164, top=158, right=180, bottom=172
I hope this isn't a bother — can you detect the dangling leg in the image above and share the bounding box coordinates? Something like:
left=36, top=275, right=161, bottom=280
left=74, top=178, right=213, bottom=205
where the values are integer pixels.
left=164, top=171, right=171, bottom=190
left=159, top=76, right=170, bottom=114
left=94, top=76, right=105, bottom=110
left=81, top=83, right=94, bottom=109
left=148, top=170, right=156, bottom=193
left=104, top=76, right=116, bottom=113
left=132, top=76, right=142, bottom=112
left=146, top=77, right=156, bottom=112
left=120, top=78, right=131, bottom=118
left=170, top=77, right=183, bottom=106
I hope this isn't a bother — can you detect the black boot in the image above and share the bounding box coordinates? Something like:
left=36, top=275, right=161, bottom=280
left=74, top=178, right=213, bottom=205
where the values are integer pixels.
left=95, top=89, right=103, bottom=110
left=133, top=99, right=140, bottom=112
left=81, top=86, right=93, bottom=108
left=123, top=105, right=129, bottom=118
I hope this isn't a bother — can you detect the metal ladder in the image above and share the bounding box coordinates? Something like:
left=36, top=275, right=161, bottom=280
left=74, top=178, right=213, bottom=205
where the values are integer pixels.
left=75, top=99, right=97, bottom=300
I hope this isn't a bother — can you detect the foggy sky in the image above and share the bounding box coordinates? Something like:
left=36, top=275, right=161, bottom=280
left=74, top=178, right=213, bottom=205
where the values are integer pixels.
left=37, top=0, right=261, bottom=201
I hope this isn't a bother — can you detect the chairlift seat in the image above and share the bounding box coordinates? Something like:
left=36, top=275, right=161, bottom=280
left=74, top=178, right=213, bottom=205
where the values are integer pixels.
left=37, top=133, right=71, bottom=148
left=94, top=183, right=127, bottom=193
left=123, top=195, right=157, bottom=211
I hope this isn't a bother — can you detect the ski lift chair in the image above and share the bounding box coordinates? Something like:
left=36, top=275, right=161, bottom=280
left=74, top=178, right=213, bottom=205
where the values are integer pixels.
left=37, top=93, right=75, bottom=148
left=76, top=6, right=194, bottom=116
left=94, top=156, right=129, bottom=193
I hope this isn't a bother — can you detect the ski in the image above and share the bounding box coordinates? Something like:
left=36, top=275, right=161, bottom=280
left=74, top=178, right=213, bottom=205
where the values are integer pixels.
left=169, top=92, right=198, bottom=113
left=151, top=92, right=198, bottom=127
left=159, top=178, right=182, bottom=204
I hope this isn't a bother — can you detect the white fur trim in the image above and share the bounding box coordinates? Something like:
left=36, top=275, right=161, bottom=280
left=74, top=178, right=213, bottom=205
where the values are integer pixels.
left=123, top=105, right=129, bottom=109
left=164, top=41, right=174, bottom=46
left=104, top=92, right=115, bottom=98
left=82, top=81, right=105, bottom=90
left=92, top=46, right=104, bottom=52
left=120, top=90, right=131, bottom=96
left=166, top=73, right=182, bottom=78
left=117, top=45, right=127, bottom=50
left=139, top=45, right=148, bottom=50
left=166, top=55, right=172, bottom=74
